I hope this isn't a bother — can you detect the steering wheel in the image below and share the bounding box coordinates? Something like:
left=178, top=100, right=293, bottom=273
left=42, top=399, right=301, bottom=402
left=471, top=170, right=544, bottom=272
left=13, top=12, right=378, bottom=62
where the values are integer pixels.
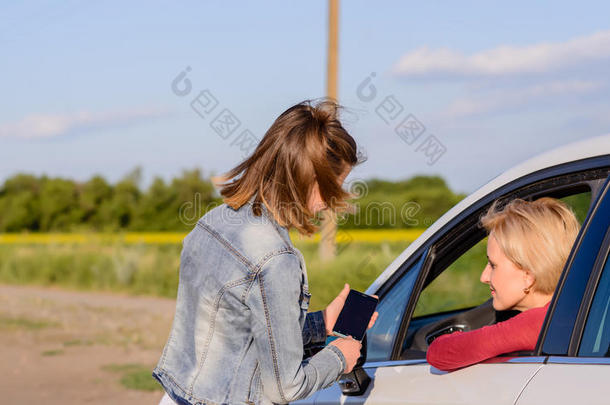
left=410, top=299, right=496, bottom=352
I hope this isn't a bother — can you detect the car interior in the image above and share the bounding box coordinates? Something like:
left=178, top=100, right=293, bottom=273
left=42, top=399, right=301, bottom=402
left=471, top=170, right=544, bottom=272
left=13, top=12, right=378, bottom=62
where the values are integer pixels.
left=397, top=172, right=603, bottom=361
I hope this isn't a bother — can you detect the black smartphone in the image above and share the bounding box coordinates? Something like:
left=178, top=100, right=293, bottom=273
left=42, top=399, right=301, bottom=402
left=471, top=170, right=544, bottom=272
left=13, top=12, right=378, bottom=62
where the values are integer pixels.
left=332, top=289, right=378, bottom=341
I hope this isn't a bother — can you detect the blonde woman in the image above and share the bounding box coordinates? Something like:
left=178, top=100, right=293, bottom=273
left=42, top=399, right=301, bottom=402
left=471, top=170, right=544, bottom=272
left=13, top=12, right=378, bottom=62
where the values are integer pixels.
left=427, top=197, right=580, bottom=371
left=153, top=99, right=377, bottom=405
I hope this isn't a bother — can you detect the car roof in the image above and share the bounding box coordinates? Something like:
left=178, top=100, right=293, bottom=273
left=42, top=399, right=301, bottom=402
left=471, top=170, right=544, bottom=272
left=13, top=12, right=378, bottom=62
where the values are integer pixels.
left=366, top=134, right=610, bottom=295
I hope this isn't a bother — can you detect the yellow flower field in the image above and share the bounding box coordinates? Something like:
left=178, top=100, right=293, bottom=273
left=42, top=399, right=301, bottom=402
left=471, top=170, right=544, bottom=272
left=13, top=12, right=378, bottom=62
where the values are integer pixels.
left=0, top=229, right=425, bottom=245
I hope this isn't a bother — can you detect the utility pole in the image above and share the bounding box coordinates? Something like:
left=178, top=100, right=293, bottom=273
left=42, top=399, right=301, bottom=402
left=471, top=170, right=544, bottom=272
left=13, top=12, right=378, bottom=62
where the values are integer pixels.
left=319, top=0, right=339, bottom=262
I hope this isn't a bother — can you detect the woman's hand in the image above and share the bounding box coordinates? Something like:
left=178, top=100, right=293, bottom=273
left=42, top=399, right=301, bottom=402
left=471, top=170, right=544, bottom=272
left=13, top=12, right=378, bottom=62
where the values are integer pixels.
left=322, top=283, right=379, bottom=336
left=329, top=336, right=362, bottom=374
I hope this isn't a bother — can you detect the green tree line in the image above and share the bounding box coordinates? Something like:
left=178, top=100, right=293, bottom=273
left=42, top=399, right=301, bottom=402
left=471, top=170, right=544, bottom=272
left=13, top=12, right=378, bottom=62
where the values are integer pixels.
left=0, top=168, right=465, bottom=232
left=340, top=176, right=465, bottom=229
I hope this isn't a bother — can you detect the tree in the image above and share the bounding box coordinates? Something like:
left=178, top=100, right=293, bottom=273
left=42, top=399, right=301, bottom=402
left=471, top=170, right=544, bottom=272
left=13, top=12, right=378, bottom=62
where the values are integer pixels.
left=97, top=168, right=142, bottom=231
left=39, top=177, right=81, bottom=231
left=78, top=175, right=113, bottom=230
left=0, top=174, right=42, bottom=231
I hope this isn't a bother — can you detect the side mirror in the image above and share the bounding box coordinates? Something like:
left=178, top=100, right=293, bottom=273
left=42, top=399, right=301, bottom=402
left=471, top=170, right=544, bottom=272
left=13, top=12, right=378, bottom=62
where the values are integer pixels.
left=338, top=334, right=371, bottom=396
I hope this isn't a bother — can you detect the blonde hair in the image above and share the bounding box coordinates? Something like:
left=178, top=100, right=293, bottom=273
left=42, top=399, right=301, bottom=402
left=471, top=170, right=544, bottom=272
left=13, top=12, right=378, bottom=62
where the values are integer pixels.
left=480, top=197, right=581, bottom=294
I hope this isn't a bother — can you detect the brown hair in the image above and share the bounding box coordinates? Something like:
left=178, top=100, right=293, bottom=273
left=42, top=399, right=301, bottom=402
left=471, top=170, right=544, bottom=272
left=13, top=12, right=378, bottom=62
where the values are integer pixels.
left=214, top=99, right=365, bottom=236
left=480, top=197, right=581, bottom=294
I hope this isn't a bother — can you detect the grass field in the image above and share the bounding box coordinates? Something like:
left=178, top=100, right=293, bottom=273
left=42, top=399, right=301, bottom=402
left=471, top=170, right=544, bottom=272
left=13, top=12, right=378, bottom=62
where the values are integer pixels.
left=0, top=229, right=490, bottom=313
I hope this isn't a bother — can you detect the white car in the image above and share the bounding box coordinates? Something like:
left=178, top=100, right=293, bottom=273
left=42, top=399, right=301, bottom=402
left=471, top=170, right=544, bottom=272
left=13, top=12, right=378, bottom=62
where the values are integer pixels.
left=298, top=134, right=610, bottom=405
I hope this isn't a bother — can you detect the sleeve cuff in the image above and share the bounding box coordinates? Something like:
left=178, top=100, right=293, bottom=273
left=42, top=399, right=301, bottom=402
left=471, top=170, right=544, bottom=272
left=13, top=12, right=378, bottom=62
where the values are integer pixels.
left=306, top=343, right=346, bottom=390
left=325, top=344, right=347, bottom=376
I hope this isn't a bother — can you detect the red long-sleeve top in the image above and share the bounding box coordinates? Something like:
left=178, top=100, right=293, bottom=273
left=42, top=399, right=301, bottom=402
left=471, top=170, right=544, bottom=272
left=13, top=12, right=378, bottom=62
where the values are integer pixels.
left=426, top=302, right=550, bottom=371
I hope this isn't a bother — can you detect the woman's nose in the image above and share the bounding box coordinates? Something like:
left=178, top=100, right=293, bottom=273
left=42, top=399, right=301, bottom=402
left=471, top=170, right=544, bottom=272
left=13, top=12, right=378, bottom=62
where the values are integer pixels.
left=480, top=265, right=491, bottom=284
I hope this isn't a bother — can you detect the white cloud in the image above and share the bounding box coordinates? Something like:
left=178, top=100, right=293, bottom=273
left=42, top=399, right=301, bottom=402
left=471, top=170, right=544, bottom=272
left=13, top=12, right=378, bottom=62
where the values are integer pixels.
left=0, top=107, right=172, bottom=139
left=392, top=30, right=610, bottom=77
left=443, top=80, right=604, bottom=118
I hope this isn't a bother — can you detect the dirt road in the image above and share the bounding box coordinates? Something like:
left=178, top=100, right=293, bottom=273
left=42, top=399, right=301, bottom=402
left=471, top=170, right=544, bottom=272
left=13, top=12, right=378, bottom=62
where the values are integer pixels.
left=0, top=283, right=176, bottom=404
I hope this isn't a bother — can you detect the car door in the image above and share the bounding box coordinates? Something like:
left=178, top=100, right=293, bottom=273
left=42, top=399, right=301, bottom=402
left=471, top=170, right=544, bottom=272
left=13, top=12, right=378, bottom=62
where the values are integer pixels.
left=516, top=175, right=610, bottom=405
left=315, top=162, right=609, bottom=405
left=316, top=245, right=545, bottom=405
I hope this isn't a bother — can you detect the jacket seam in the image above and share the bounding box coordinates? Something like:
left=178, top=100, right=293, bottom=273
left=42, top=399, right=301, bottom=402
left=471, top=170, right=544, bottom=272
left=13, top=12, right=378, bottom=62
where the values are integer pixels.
left=196, top=221, right=256, bottom=272
left=241, top=247, right=297, bottom=305
left=188, top=276, right=252, bottom=396
left=156, top=367, right=222, bottom=405
left=254, top=247, right=296, bottom=272
left=156, top=369, right=189, bottom=400
left=225, top=336, right=254, bottom=403
left=258, top=268, right=287, bottom=403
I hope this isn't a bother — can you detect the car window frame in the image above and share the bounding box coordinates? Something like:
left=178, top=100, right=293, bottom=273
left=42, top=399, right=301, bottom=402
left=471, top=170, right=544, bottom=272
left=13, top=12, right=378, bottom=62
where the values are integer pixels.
left=371, top=157, right=610, bottom=364
left=538, top=174, right=610, bottom=360
left=578, top=226, right=610, bottom=357
left=365, top=250, right=429, bottom=363
left=535, top=176, right=610, bottom=357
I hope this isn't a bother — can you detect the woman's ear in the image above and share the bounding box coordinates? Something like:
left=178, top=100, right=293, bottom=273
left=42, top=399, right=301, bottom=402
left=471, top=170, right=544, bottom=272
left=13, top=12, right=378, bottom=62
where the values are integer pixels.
left=307, top=180, right=326, bottom=214
left=523, top=269, right=536, bottom=292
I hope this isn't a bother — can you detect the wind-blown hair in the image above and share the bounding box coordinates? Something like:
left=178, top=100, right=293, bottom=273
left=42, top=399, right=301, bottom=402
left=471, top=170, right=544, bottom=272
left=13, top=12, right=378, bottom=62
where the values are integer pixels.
left=214, top=99, right=365, bottom=235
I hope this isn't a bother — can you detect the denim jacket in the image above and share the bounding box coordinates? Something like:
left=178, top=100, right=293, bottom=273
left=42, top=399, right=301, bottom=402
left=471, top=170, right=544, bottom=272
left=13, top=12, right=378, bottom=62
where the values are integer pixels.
left=152, top=199, right=346, bottom=405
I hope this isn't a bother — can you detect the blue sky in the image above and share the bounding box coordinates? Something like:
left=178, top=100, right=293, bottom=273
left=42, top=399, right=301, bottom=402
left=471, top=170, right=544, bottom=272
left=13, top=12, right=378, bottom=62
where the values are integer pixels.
left=2, top=1, right=609, bottom=194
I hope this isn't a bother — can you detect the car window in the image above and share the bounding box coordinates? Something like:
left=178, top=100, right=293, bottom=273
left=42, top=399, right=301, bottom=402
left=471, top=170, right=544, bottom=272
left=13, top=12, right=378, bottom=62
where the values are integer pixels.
left=366, top=253, right=425, bottom=362
left=412, top=191, right=592, bottom=319
left=414, top=238, right=489, bottom=317
left=579, top=245, right=610, bottom=357
left=561, top=191, right=592, bottom=225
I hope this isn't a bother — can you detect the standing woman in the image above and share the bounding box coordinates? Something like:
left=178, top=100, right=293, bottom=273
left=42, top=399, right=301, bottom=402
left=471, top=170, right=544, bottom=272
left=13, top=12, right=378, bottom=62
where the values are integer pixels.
left=153, top=99, right=375, bottom=405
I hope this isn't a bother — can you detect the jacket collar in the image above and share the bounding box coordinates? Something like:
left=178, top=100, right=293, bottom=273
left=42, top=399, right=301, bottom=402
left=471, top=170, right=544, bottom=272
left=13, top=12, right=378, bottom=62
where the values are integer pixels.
left=245, top=195, right=292, bottom=243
